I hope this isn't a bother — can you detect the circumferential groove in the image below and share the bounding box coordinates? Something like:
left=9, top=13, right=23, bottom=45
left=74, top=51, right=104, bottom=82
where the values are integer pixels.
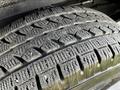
left=108, top=44, right=115, bottom=58
left=56, top=64, right=64, bottom=80
left=76, top=55, right=84, bottom=71
left=35, top=75, right=42, bottom=90
left=94, top=49, right=101, bottom=64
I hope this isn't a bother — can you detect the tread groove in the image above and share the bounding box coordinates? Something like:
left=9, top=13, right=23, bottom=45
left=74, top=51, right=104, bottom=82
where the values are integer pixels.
left=51, top=39, right=64, bottom=46
left=14, top=86, right=18, bottom=90
left=46, top=18, right=59, bottom=24
left=76, top=55, right=84, bottom=71
left=1, top=38, right=10, bottom=44
left=35, top=75, right=42, bottom=90
left=14, top=56, right=27, bottom=64
left=31, top=24, right=43, bottom=29
left=34, top=47, right=46, bottom=56
left=15, top=31, right=26, bottom=36
left=56, top=64, right=64, bottom=80
left=0, top=66, right=8, bottom=73
left=94, top=49, right=101, bottom=64
left=108, top=44, right=115, bottom=58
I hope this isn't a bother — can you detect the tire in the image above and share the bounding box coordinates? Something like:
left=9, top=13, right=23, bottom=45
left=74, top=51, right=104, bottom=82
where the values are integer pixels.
left=0, top=5, right=120, bottom=90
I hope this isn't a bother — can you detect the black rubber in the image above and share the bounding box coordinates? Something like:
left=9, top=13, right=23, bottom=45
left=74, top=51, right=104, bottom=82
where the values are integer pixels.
left=0, top=5, right=120, bottom=90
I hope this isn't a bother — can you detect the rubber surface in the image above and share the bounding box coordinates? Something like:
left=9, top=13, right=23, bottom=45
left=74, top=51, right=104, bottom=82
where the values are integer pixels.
left=0, top=6, right=120, bottom=90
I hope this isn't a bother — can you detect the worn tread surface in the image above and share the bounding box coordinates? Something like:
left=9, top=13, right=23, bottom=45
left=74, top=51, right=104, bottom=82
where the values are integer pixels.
left=0, top=6, right=120, bottom=90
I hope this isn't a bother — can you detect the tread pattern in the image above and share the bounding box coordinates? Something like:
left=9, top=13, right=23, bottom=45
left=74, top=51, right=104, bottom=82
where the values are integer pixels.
left=0, top=6, right=120, bottom=90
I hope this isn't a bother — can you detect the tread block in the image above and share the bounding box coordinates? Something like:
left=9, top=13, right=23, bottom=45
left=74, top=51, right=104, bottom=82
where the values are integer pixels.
left=97, top=47, right=113, bottom=60
left=4, top=33, right=18, bottom=43
left=60, top=58, right=80, bottom=78
left=12, top=65, right=36, bottom=85
left=75, top=13, right=88, bottom=18
left=100, top=26, right=112, bottom=34
left=89, top=27, right=103, bottom=36
left=0, top=76, right=17, bottom=90
left=53, top=46, right=76, bottom=64
left=58, top=16, right=73, bottom=25
left=87, top=13, right=109, bottom=21
left=97, top=46, right=113, bottom=70
left=62, top=14, right=76, bottom=19
left=110, top=44, right=120, bottom=56
left=108, top=25, right=119, bottom=33
left=81, top=52, right=98, bottom=68
left=112, top=33, right=120, bottom=42
left=10, top=34, right=26, bottom=44
left=109, top=44, right=120, bottom=65
left=45, top=20, right=59, bottom=30
left=104, top=35, right=117, bottom=44
left=0, top=56, right=22, bottom=72
left=59, top=34, right=77, bottom=45
left=59, top=57, right=84, bottom=87
left=41, top=40, right=60, bottom=53
left=19, top=26, right=33, bottom=35
left=38, top=68, right=60, bottom=89
left=27, top=28, right=44, bottom=38
left=90, top=37, right=107, bottom=49
left=18, top=78, right=38, bottom=90
left=48, top=16, right=63, bottom=24
left=34, top=20, right=49, bottom=28
left=30, top=36, right=44, bottom=48
left=73, top=41, right=93, bottom=54
left=64, top=25, right=79, bottom=35
left=34, top=55, right=57, bottom=73
left=76, top=30, right=92, bottom=40
left=3, top=64, right=36, bottom=88
left=80, top=52, right=99, bottom=77
left=0, top=41, right=10, bottom=54
left=35, top=19, right=59, bottom=30
left=48, top=28, right=68, bottom=40
left=13, top=42, right=31, bottom=56
left=22, top=48, right=42, bottom=62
